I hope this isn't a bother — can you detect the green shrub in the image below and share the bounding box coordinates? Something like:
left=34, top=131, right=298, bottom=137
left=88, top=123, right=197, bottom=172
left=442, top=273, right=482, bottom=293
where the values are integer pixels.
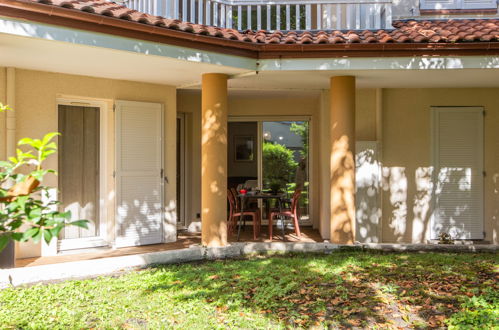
left=0, top=103, right=88, bottom=251
left=262, top=142, right=297, bottom=192
left=447, top=288, right=499, bottom=329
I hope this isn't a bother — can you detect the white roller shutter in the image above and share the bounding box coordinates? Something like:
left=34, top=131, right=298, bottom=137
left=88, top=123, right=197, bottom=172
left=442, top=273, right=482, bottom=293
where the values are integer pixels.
left=420, top=0, right=458, bottom=10
left=115, top=100, right=164, bottom=248
left=421, top=0, right=497, bottom=9
left=462, top=0, right=497, bottom=9
left=431, top=107, right=484, bottom=240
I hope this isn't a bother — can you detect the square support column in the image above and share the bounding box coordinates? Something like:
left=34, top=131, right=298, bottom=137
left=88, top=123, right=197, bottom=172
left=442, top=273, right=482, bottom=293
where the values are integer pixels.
left=201, top=73, right=228, bottom=247
left=330, top=76, right=356, bottom=244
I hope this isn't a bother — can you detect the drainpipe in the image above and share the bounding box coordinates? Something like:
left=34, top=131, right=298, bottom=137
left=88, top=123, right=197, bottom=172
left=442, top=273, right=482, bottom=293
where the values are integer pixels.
left=375, top=88, right=383, bottom=243
left=6, top=67, right=15, bottom=158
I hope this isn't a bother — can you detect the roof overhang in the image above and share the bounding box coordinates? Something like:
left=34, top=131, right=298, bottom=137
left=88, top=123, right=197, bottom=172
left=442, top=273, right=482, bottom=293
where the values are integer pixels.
left=1, top=0, right=498, bottom=89
left=1, top=15, right=499, bottom=89
left=1, top=0, right=499, bottom=60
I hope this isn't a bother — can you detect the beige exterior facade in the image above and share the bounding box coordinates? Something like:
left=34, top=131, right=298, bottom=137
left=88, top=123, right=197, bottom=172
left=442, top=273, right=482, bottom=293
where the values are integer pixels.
left=179, top=86, right=499, bottom=245
left=381, top=88, right=499, bottom=244
left=0, top=67, right=177, bottom=258
left=2, top=66, right=498, bottom=258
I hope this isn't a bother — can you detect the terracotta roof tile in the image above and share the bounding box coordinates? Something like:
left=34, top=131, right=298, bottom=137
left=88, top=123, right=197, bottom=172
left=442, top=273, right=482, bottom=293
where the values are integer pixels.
left=17, top=0, right=499, bottom=45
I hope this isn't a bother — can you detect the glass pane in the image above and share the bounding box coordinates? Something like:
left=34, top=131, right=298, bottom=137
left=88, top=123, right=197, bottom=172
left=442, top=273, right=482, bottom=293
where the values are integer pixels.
left=262, top=121, right=309, bottom=222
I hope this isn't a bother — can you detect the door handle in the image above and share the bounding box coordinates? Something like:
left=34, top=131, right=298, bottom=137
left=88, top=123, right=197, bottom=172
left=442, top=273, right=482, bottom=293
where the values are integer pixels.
left=160, top=169, right=169, bottom=183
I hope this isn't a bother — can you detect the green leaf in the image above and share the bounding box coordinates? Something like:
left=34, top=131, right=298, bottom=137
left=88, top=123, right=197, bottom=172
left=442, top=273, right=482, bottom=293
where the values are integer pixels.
left=0, top=234, right=11, bottom=252
left=0, top=103, right=12, bottom=112
left=10, top=232, right=23, bottom=241
left=17, top=137, right=35, bottom=146
left=22, top=227, right=40, bottom=242
left=41, top=132, right=60, bottom=146
left=32, top=228, right=43, bottom=243
left=0, top=161, right=13, bottom=169
left=50, top=225, right=64, bottom=239
left=43, top=229, right=53, bottom=245
left=28, top=208, right=42, bottom=222
left=41, top=149, right=57, bottom=160
left=44, top=141, right=58, bottom=150
left=69, top=220, right=89, bottom=229
left=61, top=210, right=72, bottom=220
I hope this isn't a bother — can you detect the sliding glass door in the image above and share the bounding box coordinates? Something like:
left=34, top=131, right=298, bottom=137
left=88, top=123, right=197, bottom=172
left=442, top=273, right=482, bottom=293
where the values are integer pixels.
left=262, top=121, right=309, bottom=222
left=228, top=118, right=310, bottom=223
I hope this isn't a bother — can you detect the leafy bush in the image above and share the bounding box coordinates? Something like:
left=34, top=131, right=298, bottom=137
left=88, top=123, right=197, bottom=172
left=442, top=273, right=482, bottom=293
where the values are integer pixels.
left=446, top=288, right=499, bottom=329
left=262, top=142, right=297, bottom=192
left=0, top=103, right=87, bottom=251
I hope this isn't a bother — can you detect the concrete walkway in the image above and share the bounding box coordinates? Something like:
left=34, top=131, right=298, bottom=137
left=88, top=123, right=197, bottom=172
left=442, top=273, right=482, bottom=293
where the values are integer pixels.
left=1, top=242, right=497, bottom=288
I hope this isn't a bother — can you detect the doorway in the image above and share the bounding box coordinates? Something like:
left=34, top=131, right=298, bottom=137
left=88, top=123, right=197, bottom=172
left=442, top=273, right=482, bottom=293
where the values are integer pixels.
left=228, top=117, right=311, bottom=224
left=57, top=101, right=107, bottom=250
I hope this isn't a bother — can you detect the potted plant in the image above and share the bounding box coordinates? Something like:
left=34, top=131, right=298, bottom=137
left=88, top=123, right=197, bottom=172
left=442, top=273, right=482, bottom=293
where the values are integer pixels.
left=0, top=104, right=88, bottom=268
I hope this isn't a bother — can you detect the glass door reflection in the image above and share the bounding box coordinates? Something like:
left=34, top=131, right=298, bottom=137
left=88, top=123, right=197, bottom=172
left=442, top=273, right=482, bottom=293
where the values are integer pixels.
left=261, top=121, right=309, bottom=222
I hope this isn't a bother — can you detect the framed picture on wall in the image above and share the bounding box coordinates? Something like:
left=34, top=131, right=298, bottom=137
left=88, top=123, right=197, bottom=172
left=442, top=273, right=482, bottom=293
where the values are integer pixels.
left=234, top=136, right=254, bottom=162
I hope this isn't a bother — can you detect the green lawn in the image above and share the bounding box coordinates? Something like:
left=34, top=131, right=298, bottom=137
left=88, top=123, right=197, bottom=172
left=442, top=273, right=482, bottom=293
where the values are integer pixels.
left=0, top=251, right=497, bottom=329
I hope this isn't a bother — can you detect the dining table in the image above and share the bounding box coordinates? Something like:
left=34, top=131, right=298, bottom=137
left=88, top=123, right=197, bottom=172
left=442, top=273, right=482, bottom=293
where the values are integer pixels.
left=237, top=192, right=286, bottom=241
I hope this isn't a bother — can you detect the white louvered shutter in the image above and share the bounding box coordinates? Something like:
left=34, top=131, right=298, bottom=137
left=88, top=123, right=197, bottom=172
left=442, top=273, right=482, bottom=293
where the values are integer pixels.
left=432, top=107, right=484, bottom=240
left=115, top=101, right=164, bottom=247
left=462, top=0, right=497, bottom=9
left=420, top=0, right=458, bottom=10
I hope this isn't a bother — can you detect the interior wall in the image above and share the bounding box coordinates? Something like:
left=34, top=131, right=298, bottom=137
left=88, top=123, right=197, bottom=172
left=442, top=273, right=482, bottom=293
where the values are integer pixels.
left=12, top=68, right=177, bottom=258
left=382, top=88, right=499, bottom=244
left=228, top=122, right=258, bottom=179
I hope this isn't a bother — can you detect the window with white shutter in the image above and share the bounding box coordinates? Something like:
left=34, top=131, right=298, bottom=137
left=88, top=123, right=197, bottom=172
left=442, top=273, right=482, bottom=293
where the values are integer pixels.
left=462, top=0, right=497, bottom=9
left=420, top=0, right=497, bottom=10
left=421, top=0, right=458, bottom=10
left=431, top=107, right=484, bottom=240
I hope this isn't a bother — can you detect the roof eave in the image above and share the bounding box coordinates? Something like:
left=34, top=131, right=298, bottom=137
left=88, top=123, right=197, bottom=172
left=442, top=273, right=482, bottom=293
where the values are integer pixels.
left=1, top=0, right=498, bottom=59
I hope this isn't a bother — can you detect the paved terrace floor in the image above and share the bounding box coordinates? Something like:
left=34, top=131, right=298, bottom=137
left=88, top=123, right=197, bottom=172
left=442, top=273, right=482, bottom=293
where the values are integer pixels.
left=15, top=226, right=323, bottom=268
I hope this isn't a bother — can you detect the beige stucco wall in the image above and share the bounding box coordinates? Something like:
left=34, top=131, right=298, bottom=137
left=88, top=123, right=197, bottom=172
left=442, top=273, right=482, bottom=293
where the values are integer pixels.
left=2, top=68, right=177, bottom=258
left=382, top=88, right=499, bottom=244
left=0, top=68, right=6, bottom=161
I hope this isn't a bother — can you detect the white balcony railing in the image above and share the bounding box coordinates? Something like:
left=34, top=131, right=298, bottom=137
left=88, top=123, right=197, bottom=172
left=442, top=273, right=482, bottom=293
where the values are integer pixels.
left=124, top=0, right=393, bottom=31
